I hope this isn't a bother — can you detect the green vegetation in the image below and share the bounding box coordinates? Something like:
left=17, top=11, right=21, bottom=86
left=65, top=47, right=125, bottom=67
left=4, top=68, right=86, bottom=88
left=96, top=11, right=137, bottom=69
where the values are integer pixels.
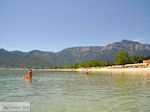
left=0, top=49, right=53, bottom=68
left=132, top=54, right=145, bottom=63
left=60, top=60, right=113, bottom=69
left=60, top=50, right=149, bottom=69
left=115, top=51, right=132, bottom=65
left=114, top=51, right=146, bottom=65
left=0, top=48, right=149, bottom=69
left=1, top=40, right=150, bottom=68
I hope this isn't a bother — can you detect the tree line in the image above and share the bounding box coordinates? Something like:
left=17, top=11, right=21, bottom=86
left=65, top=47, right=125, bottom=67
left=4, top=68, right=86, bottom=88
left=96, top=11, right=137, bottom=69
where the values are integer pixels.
left=60, top=51, right=150, bottom=69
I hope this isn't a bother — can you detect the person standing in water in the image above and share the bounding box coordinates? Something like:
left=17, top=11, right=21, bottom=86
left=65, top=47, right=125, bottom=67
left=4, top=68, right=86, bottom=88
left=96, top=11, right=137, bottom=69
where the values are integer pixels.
left=28, top=69, right=33, bottom=78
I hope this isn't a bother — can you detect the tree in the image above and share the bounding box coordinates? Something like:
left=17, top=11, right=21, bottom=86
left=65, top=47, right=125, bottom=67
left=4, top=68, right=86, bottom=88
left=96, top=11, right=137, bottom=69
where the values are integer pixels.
left=101, top=61, right=109, bottom=67
left=80, top=61, right=91, bottom=68
left=90, top=60, right=100, bottom=67
left=115, top=51, right=132, bottom=65
left=136, top=56, right=145, bottom=63
left=72, top=62, right=80, bottom=68
left=132, top=54, right=145, bottom=63
left=80, top=60, right=100, bottom=68
left=132, top=54, right=140, bottom=63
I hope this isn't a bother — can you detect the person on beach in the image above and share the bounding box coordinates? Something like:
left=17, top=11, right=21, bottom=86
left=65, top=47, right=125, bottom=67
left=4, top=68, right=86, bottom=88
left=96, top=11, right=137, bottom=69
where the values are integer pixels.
left=28, top=69, right=33, bottom=78
left=85, top=69, right=88, bottom=76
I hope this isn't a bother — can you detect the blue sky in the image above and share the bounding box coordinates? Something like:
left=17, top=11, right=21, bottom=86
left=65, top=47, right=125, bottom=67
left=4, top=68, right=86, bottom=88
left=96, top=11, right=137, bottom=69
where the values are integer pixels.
left=0, top=0, right=150, bottom=52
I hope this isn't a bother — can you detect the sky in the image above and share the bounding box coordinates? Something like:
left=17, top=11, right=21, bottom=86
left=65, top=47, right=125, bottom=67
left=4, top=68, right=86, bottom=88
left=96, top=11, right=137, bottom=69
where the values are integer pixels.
left=0, top=0, right=150, bottom=52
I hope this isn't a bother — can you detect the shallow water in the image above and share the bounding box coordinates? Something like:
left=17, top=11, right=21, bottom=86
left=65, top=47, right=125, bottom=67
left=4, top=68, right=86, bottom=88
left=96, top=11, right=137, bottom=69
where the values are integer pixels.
left=0, top=70, right=150, bottom=112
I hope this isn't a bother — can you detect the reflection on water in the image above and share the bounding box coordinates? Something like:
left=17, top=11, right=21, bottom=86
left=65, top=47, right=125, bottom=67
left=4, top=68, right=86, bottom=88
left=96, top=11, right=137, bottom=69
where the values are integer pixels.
left=24, top=78, right=32, bottom=88
left=0, top=70, right=150, bottom=112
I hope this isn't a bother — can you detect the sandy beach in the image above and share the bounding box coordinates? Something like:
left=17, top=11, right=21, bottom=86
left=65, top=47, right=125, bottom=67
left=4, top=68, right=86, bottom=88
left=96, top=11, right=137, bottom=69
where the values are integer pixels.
left=31, top=67, right=150, bottom=75
left=75, top=67, right=150, bottom=75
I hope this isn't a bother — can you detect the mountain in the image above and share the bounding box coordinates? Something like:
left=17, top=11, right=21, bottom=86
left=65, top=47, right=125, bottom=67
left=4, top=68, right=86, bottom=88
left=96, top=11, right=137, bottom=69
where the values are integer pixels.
left=0, top=40, right=150, bottom=67
left=54, top=40, right=150, bottom=65
left=0, top=49, right=53, bottom=68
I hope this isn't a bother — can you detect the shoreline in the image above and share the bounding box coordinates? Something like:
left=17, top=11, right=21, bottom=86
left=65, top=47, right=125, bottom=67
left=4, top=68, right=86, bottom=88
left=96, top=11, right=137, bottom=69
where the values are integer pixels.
left=1, top=67, right=150, bottom=74
left=75, top=67, right=150, bottom=75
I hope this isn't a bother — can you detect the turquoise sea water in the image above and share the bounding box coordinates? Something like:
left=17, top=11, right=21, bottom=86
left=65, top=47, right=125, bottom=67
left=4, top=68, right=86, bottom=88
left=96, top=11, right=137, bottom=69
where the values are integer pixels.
left=0, top=70, right=150, bottom=112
